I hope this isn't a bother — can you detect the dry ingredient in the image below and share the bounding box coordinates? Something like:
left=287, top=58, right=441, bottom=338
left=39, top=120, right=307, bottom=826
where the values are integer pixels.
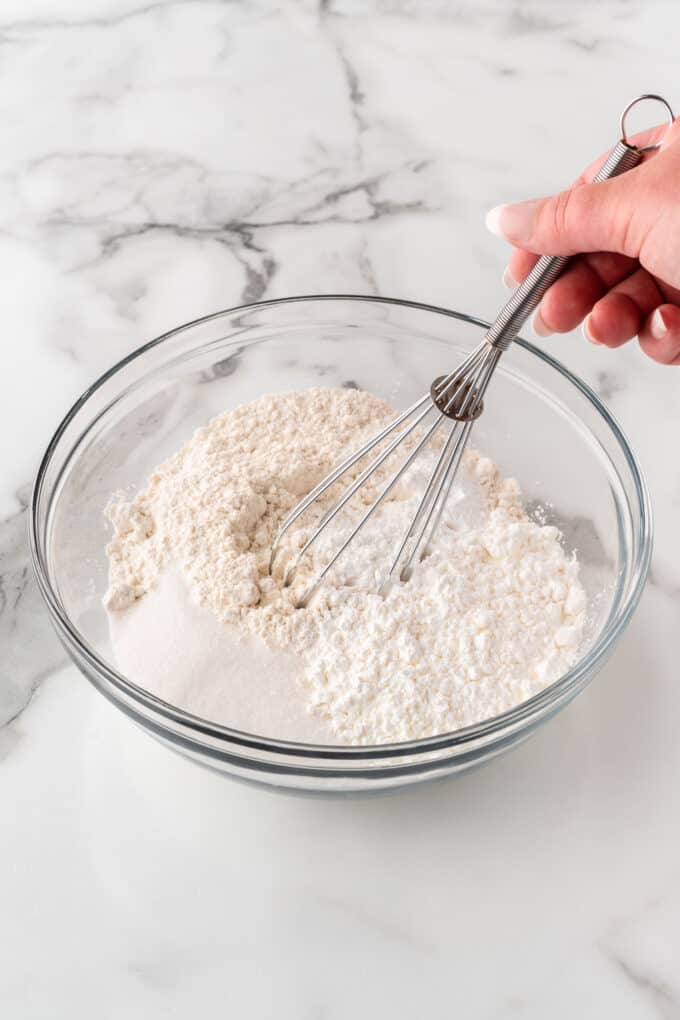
left=105, top=387, right=586, bottom=744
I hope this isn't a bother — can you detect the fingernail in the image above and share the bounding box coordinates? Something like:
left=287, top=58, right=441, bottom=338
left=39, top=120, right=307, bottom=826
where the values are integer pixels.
left=531, top=307, right=552, bottom=338
left=502, top=267, right=518, bottom=289
left=650, top=307, right=668, bottom=340
left=582, top=316, right=601, bottom=345
left=485, top=205, right=505, bottom=236
left=485, top=201, right=538, bottom=244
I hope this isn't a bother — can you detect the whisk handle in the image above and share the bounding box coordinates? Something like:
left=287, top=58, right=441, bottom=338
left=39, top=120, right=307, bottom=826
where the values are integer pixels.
left=485, top=93, right=675, bottom=352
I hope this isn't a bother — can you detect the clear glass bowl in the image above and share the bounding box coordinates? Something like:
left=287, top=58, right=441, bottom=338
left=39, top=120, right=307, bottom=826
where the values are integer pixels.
left=30, top=296, right=651, bottom=793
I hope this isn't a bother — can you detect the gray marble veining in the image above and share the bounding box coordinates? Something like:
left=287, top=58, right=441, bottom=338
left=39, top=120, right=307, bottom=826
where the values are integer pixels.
left=0, top=490, right=64, bottom=730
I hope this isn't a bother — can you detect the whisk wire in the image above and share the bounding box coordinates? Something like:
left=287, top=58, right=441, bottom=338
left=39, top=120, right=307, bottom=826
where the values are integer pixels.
left=282, top=399, right=438, bottom=586
left=270, top=392, right=431, bottom=570
left=380, top=420, right=459, bottom=591
left=293, top=411, right=448, bottom=608
left=389, top=348, right=494, bottom=584
left=434, top=345, right=487, bottom=402
left=402, top=421, right=473, bottom=579
left=275, top=344, right=500, bottom=603
left=416, top=352, right=501, bottom=561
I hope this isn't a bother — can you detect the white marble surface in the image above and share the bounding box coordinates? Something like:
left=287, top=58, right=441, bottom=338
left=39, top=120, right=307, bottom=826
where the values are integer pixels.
left=1, top=1, right=679, bottom=1015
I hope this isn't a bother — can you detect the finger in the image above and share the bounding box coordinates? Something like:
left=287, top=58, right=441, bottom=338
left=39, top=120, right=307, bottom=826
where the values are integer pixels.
left=504, top=251, right=638, bottom=336
left=583, top=293, right=640, bottom=348
left=638, top=304, right=680, bottom=365
left=505, top=249, right=537, bottom=287
left=534, top=261, right=608, bottom=335
left=507, top=248, right=636, bottom=291
left=656, top=277, right=680, bottom=306
left=487, top=170, right=645, bottom=258
left=533, top=253, right=638, bottom=334
left=488, top=119, right=680, bottom=260
left=584, top=268, right=662, bottom=347
left=493, top=167, right=645, bottom=263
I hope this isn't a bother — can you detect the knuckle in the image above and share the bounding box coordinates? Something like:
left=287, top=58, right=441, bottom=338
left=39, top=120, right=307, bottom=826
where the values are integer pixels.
left=551, top=188, right=576, bottom=239
left=617, top=210, right=639, bottom=258
left=537, top=188, right=577, bottom=248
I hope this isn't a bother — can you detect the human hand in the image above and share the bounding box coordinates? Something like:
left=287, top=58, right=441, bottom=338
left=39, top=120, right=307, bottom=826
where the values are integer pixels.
left=486, top=120, right=680, bottom=365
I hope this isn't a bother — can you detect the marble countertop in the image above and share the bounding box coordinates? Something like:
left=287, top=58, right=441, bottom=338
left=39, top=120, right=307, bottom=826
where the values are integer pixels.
left=2, top=1, right=679, bottom=1015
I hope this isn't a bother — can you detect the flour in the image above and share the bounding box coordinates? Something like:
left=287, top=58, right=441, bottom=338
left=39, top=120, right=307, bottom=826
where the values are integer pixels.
left=105, top=387, right=586, bottom=745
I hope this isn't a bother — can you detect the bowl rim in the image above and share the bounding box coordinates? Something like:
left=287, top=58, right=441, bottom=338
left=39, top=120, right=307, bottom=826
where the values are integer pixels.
left=29, top=293, right=653, bottom=762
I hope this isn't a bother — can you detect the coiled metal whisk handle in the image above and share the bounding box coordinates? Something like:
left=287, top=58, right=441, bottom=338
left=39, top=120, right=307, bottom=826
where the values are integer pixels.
left=485, top=94, right=675, bottom=352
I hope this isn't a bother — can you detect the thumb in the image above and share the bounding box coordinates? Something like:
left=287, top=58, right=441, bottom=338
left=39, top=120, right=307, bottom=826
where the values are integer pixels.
left=486, top=171, right=644, bottom=258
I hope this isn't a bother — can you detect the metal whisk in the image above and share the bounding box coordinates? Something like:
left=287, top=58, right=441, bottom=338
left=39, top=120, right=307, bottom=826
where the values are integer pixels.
left=271, top=94, right=674, bottom=608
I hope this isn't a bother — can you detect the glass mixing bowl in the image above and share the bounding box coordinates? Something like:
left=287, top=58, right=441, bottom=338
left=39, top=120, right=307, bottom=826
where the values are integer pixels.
left=30, top=296, right=651, bottom=793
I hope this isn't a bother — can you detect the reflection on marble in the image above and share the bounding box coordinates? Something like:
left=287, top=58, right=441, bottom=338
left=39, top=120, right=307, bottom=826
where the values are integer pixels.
left=1, top=0, right=679, bottom=1015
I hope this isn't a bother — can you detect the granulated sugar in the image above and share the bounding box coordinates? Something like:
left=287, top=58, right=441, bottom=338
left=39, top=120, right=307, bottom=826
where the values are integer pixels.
left=105, top=387, right=586, bottom=745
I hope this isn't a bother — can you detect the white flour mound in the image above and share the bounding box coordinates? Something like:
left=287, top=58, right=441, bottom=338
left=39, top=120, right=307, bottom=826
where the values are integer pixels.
left=105, top=387, right=586, bottom=744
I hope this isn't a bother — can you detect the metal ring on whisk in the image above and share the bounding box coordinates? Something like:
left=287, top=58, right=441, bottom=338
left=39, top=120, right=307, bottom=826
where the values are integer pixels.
left=430, top=376, right=483, bottom=422
left=619, top=94, right=675, bottom=153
